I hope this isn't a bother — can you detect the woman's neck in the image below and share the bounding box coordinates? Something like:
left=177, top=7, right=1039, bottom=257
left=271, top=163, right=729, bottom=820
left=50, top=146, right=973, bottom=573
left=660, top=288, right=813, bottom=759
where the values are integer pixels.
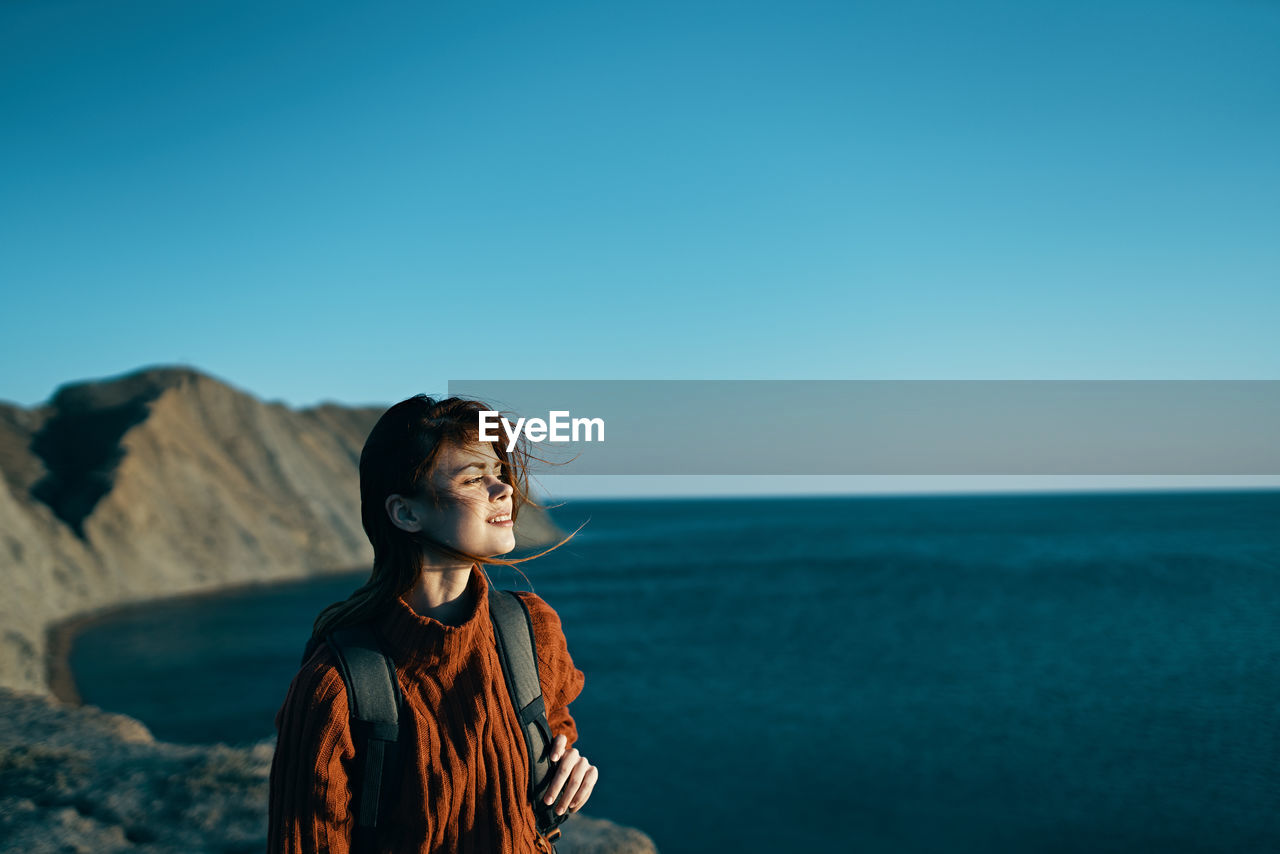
left=406, top=564, right=475, bottom=626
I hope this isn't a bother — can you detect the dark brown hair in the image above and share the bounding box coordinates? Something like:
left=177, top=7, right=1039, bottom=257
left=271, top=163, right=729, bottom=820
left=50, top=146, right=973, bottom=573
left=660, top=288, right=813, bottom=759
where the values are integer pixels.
left=311, top=395, right=559, bottom=639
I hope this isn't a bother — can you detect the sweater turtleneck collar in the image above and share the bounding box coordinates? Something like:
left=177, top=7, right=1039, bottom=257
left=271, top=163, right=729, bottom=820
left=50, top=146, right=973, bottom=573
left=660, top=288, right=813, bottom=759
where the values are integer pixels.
left=378, top=565, right=493, bottom=678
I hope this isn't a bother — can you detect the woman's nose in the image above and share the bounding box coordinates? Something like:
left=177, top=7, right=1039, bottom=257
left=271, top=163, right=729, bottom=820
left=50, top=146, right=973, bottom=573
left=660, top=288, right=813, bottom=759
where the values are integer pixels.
left=491, top=478, right=514, bottom=499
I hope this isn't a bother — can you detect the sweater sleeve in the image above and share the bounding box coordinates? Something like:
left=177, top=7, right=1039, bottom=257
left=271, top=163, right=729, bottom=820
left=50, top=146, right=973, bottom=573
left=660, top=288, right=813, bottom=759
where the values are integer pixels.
left=514, top=591, right=587, bottom=749
left=267, top=647, right=357, bottom=854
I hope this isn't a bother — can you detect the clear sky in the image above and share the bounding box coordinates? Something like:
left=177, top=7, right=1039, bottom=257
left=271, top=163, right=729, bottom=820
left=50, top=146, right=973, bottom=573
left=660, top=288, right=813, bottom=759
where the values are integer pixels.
left=2, top=0, right=1277, bottom=496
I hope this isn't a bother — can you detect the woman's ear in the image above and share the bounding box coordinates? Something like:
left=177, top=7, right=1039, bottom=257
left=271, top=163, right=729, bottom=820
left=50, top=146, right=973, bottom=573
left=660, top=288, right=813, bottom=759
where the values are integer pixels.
left=385, top=494, right=423, bottom=533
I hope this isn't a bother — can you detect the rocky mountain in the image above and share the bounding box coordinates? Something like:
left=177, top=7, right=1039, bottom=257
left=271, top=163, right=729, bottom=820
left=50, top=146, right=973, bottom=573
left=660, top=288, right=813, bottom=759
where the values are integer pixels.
left=0, top=365, right=559, bottom=695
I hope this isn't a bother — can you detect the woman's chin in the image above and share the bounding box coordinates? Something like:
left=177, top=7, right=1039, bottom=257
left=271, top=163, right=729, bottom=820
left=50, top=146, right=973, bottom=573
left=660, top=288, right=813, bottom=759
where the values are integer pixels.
left=483, top=534, right=517, bottom=557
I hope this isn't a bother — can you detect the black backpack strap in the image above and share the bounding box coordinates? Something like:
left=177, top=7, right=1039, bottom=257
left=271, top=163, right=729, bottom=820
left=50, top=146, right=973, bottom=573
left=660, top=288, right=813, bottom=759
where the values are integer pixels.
left=488, top=587, right=570, bottom=837
left=326, top=625, right=403, bottom=854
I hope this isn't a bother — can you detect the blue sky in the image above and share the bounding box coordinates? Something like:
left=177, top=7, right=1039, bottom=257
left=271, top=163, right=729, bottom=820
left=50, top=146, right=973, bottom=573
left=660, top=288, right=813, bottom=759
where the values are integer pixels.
left=2, top=0, right=1277, bottom=494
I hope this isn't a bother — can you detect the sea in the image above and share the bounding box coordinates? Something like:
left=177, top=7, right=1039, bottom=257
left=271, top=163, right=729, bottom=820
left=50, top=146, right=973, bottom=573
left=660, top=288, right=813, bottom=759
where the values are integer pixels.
left=68, top=491, right=1280, bottom=853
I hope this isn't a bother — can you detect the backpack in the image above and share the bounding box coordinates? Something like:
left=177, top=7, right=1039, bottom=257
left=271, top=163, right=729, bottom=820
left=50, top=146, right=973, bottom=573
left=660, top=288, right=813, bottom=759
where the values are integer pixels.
left=301, top=586, right=570, bottom=852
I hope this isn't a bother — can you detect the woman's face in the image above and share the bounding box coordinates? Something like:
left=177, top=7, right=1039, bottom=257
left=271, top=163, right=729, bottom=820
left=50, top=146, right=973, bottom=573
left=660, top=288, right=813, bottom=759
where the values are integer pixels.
left=414, top=439, right=516, bottom=558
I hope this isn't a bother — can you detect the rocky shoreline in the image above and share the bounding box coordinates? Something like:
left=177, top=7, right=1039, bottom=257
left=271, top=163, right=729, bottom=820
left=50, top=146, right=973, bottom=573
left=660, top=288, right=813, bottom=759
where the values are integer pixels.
left=43, top=609, right=99, bottom=707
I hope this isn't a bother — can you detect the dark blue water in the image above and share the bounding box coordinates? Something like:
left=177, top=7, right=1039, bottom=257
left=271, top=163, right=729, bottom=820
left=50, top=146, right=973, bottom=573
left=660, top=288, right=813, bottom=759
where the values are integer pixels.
left=70, top=491, right=1280, bottom=853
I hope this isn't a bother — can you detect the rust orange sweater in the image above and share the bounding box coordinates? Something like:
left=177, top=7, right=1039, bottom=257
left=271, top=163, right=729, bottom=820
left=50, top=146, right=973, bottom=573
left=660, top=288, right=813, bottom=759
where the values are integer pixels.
left=267, top=568, right=586, bottom=854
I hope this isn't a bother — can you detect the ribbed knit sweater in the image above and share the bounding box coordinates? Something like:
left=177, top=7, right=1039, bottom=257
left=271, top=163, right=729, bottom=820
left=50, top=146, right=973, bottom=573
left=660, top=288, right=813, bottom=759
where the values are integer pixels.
left=267, top=567, right=586, bottom=854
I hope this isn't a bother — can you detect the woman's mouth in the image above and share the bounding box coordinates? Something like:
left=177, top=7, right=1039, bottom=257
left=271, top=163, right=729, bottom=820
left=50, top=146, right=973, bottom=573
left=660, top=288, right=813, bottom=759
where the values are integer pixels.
left=487, top=513, right=513, bottom=527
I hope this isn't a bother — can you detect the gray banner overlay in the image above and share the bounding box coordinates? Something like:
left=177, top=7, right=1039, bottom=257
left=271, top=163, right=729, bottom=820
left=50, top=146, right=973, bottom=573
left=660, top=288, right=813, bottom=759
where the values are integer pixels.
left=446, top=381, right=1280, bottom=475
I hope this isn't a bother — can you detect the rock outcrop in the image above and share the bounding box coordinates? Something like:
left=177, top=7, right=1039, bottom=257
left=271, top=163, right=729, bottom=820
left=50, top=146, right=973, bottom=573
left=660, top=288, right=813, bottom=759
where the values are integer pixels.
left=0, top=689, right=656, bottom=854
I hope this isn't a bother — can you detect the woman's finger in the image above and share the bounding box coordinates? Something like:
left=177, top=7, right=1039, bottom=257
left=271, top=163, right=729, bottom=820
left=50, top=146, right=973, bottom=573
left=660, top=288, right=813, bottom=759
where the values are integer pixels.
left=543, top=747, right=580, bottom=805
left=549, top=734, right=568, bottom=763
left=566, top=764, right=599, bottom=813
left=553, top=758, right=592, bottom=815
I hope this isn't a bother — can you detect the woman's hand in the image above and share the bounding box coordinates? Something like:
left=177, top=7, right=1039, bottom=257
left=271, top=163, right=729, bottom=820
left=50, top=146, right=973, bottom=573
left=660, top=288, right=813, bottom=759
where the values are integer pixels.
left=542, top=734, right=599, bottom=817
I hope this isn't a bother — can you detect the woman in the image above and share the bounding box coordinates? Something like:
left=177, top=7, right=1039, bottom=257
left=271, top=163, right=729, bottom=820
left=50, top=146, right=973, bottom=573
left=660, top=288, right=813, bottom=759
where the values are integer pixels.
left=268, top=395, right=597, bottom=853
